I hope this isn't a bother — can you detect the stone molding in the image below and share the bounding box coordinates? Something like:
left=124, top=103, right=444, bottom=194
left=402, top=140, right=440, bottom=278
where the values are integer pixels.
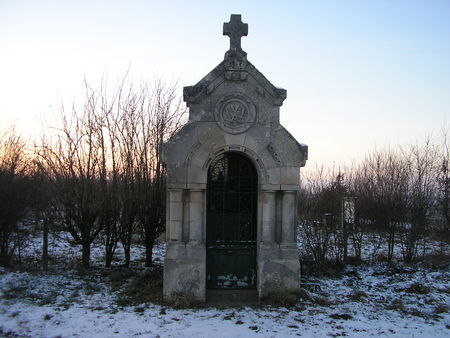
left=266, top=142, right=282, bottom=165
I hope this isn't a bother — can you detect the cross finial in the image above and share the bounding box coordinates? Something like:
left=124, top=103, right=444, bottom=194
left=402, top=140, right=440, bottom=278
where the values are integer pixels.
left=223, top=14, right=248, bottom=51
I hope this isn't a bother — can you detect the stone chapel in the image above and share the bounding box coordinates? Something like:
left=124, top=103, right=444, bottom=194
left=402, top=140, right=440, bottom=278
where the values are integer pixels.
left=162, top=14, right=308, bottom=302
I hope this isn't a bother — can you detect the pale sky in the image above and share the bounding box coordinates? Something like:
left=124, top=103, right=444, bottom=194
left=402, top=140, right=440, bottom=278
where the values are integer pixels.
left=1, top=0, right=449, bottom=167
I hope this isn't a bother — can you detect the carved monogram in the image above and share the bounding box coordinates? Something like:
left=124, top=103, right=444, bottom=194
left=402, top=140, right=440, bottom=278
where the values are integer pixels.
left=222, top=100, right=248, bottom=124
left=214, top=94, right=256, bottom=134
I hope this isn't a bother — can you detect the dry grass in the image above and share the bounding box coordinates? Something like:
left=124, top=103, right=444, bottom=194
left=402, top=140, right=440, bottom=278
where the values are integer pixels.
left=330, top=313, right=353, bottom=320
left=433, top=303, right=449, bottom=314
left=115, top=266, right=163, bottom=306
left=385, top=298, right=405, bottom=312
left=348, top=290, right=367, bottom=302
left=260, top=290, right=298, bottom=307
left=313, top=295, right=333, bottom=307
left=167, top=291, right=200, bottom=309
left=405, top=282, right=431, bottom=295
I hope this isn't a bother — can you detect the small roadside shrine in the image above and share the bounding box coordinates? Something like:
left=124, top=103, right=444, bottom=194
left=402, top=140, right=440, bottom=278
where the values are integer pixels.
left=162, top=14, right=308, bottom=302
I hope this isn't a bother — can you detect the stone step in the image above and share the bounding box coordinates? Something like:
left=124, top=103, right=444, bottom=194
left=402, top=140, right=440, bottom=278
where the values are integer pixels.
left=206, top=289, right=259, bottom=306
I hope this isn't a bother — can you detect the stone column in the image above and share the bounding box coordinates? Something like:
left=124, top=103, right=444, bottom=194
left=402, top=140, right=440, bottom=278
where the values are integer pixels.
left=281, top=190, right=296, bottom=244
left=167, top=189, right=183, bottom=242
left=189, top=189, right=204, bottom=243
left=261, top=190, right=276, bottom=243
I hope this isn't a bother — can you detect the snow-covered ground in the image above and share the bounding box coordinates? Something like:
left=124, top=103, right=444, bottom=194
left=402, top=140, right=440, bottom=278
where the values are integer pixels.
left=0, top=233, right=449, bottom=337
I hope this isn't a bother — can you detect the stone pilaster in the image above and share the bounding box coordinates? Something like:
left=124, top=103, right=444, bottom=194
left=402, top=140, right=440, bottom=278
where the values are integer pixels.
left=258, top=190, right=278, bottom=297
left=261, top=190, right=276, bottom=243
left=281, top=190, right=296, bottom=244
left=167, top=189, right=183, bottom=242
left=188, top=189, right=203, bottom=243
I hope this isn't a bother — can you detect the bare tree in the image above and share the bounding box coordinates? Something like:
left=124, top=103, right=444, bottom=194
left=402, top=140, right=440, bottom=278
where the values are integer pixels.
left=37, top=103, right=105, bottom=268
left=115, top=81, right=143, bottom=267
left=135, top=80, right=185, bottom=266
left=0, top=127, right=32, bottom=267
left=36, top=75, right=186, bottom=269
left=29, top=156, right=54, bottom=270
left=108, top=77, right=185, bottom=267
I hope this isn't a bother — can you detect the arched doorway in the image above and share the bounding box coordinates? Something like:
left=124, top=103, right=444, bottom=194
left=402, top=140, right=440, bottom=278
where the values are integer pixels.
left=206, top=152, right=258, bottom=289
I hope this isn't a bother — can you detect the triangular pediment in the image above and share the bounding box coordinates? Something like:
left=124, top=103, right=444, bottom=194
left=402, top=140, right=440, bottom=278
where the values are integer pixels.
left=183, top=57, right=286, bottom=107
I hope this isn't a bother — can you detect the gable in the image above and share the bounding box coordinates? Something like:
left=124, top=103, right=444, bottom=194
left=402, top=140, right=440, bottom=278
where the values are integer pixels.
left=183, top=59, right=287, bottom=108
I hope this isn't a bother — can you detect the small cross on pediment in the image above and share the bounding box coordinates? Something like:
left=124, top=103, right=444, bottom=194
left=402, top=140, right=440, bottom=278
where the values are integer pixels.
left=223, top=14, right=248, bottom=51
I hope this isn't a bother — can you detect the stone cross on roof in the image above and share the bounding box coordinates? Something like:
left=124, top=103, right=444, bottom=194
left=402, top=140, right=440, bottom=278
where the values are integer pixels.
left=223, top=14, right=248, bottom=51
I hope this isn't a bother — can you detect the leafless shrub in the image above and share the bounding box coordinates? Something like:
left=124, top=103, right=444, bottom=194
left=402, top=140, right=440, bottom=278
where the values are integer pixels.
left=353, top=149, right=410, bottom=263
left=400, top=139, right=439, bottom=262
left=298, top=166, right=347, bottom=264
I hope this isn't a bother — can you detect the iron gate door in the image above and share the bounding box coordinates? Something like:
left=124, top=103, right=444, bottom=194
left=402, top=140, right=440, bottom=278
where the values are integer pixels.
left=206, top=152, right=257, bottom=289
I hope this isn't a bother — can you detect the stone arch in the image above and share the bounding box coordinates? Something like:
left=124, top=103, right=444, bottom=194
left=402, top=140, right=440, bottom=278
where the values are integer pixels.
left=202, top=145, right=268, bottom=185
left=182, top=142, right=270, bottom=186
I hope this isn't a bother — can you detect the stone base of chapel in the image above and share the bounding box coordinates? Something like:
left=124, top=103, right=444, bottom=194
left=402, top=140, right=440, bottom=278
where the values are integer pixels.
left=163, top=241, right=206, bottom=303
left=257, top=243, right=301, bottom=298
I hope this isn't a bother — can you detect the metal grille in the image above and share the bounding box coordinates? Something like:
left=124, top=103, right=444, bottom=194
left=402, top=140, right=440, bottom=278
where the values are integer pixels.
left=206, top=152, right=257, bottom=289
left=207, top=152, right=257, bottom=244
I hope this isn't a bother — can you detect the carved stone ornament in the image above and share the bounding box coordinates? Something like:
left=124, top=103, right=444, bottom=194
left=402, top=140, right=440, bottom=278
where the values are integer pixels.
left=266, top=142, right=282, bottom=165
left=214, top=94, right=256, bottom=134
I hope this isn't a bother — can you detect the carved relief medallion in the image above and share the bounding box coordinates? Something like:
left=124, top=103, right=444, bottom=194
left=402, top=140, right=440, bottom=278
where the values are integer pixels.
left=214, top=94, right=256, bottom=134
